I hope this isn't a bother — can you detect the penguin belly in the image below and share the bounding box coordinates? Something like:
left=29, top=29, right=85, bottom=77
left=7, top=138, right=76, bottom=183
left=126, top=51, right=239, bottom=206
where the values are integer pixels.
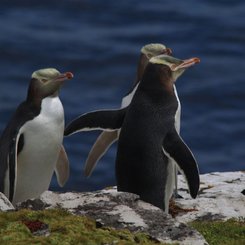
left=162, top=148, right=175, bottom=213
left=173, top=85, right=181, bottom=133
left=171, top=85, right=181, bottom=197
left=13, top=97, right=64, bottom=204
left=116, top=135, right=169, bottom=211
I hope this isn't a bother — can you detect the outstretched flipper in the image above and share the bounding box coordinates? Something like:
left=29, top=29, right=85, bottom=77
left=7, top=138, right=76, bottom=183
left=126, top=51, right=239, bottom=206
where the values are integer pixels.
left=55, top=145, right=70, bottom=187
left=84, top=130, right=118, bottom=177
left=64, top=108, right=127, bottom=136
left=163, top=129, right=199, bottom=198
left=83, top=84, right=139, bottom=177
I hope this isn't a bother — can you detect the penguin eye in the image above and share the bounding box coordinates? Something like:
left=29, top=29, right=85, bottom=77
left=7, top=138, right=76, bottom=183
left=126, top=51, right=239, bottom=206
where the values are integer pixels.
left=146, top=53, right=153, bottom=59
left=170, top=64, right=177, bottom=71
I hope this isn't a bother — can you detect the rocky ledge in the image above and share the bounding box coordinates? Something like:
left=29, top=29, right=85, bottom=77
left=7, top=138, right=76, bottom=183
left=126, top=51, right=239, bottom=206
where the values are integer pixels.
left=174, top=171, right=244, bottom=223
left=1, top=171, right=244, bottom=245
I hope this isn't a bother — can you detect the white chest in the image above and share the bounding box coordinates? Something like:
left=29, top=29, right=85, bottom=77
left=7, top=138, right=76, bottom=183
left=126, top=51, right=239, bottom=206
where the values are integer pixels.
left=121, top=83, right=139, bottom=108
left=13, top=97, right=65, bottom=204
left=21, top=97, right=65, bottom=147
left=173, top=85, right=181, bottom=133
left=30, top=97, right=64, bottom=131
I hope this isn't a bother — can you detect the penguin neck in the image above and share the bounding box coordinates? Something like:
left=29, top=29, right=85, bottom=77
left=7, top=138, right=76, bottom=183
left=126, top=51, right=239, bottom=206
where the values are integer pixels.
left=123, top=53, right=147, bottom=101
left=26, top=78, right=40, bottom=105
left=37, top=96, right=64, bottom=128
left=140, top=63, right=175, bottom=96
left=49, top=91, right=59, bottom=98
left=26, top=79, right=59, bottom=107
left=133, top=53, right=149, bottom=86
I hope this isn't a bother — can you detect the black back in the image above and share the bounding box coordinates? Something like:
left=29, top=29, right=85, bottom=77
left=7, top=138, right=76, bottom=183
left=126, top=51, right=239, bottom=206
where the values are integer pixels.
left=116, top=63, right=178, bottom=210
left=0, top=82, right=41, bottom=201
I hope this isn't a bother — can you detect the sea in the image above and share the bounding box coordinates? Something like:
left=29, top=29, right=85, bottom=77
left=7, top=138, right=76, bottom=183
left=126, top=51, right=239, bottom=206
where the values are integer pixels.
left=0, top=0, right=244, bottom=192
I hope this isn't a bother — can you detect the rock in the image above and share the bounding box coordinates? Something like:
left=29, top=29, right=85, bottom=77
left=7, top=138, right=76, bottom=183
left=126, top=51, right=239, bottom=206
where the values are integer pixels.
left=174, top=171, right=245, bottom=223
left=3, top=171, right=244, bottom=244
left=17, top=188, right=207, bottom=245
left=0, top=192, right=14, bottom=211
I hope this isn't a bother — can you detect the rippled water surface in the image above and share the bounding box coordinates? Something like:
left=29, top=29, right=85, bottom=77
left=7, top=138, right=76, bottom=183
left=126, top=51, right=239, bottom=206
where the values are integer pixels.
left=0, top=0, right=244, bottom=192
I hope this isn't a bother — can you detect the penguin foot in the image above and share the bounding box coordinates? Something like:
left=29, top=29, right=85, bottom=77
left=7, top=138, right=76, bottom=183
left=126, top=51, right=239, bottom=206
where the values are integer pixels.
left=172, top=191, right=183, bottom=199
left=169, top=199, right=198, bottom=218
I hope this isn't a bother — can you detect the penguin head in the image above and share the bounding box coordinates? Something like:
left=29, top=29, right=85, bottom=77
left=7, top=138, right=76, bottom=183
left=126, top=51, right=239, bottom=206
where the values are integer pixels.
left=149, top=55, right=200, bottom=82
left=28, top=68, right=73, bottom=100
left=141, top=43, right=172, bottom=59
left=136, top=43, right=172, bottom=84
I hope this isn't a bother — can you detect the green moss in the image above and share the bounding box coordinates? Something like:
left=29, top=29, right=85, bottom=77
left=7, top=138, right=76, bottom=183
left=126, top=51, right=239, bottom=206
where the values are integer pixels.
left=190, top=218, right=245, bottom=245
left=0, top=209, right=171, bottom=245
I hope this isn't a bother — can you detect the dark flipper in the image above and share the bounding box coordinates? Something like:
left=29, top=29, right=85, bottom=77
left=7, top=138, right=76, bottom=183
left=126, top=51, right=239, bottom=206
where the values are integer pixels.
left=64, top=108, right=127, bottom=136
left=0, top=129, right=20, bottom=202
left=0, top=127, right=20, bottom=202
left=0, top=101, right=40, bottom=202
left=163, top=129, right=200, bottom=198
left=8, top=131, right=21, bottom=202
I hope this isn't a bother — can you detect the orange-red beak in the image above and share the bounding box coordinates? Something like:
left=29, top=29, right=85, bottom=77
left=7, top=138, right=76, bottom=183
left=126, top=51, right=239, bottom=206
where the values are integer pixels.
left=54, top=72, right=74, bottom=82
left=171, top=57, right=200, bottom=71
left=64, top=72, right=74, bottom=80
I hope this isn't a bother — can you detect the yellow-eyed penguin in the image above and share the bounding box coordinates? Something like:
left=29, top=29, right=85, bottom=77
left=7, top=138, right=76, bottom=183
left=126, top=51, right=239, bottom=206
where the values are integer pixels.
left=64, top=55, right=200, bottom=212
left=65, top=44, right=173, bottom=177
left=65, top=43, right=181, bottom=198
left=0, top=68, right=73, bottom=204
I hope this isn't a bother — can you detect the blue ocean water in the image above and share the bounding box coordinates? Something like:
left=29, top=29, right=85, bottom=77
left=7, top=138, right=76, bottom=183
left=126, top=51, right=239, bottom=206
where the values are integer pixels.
left=0, top=0, right=244, bottom=192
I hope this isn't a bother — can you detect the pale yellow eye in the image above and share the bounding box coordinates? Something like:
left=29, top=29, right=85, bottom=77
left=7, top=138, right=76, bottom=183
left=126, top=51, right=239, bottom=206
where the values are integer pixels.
left=170, top=64, right=177, bottom=71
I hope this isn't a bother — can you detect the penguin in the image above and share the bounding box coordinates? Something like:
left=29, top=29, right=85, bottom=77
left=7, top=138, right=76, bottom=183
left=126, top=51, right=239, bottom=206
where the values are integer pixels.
left=0, top=68, right=73, bottom=204
left=116, top=55, right=200, bottom=212
left=65, top=43, right=181, bottom=198
left=82, top=44, right=172, bottom=177
left=64, top=54, right=200, bottom=213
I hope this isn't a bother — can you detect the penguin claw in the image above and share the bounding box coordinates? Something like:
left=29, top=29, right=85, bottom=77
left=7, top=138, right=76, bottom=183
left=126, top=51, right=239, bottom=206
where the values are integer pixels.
left=172, top=189, right=183, bottom=199
left=172, top=191, right=183, bottom=199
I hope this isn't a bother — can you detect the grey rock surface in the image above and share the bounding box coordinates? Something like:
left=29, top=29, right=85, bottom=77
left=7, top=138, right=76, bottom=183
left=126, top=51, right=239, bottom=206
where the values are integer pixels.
left=17, top=188, right=207, bottom=245
left=0, top=192, right=14, bottom=211
left=175, top=171, right=245, bottom=223
left=2, top=171, right=244, bottom=244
